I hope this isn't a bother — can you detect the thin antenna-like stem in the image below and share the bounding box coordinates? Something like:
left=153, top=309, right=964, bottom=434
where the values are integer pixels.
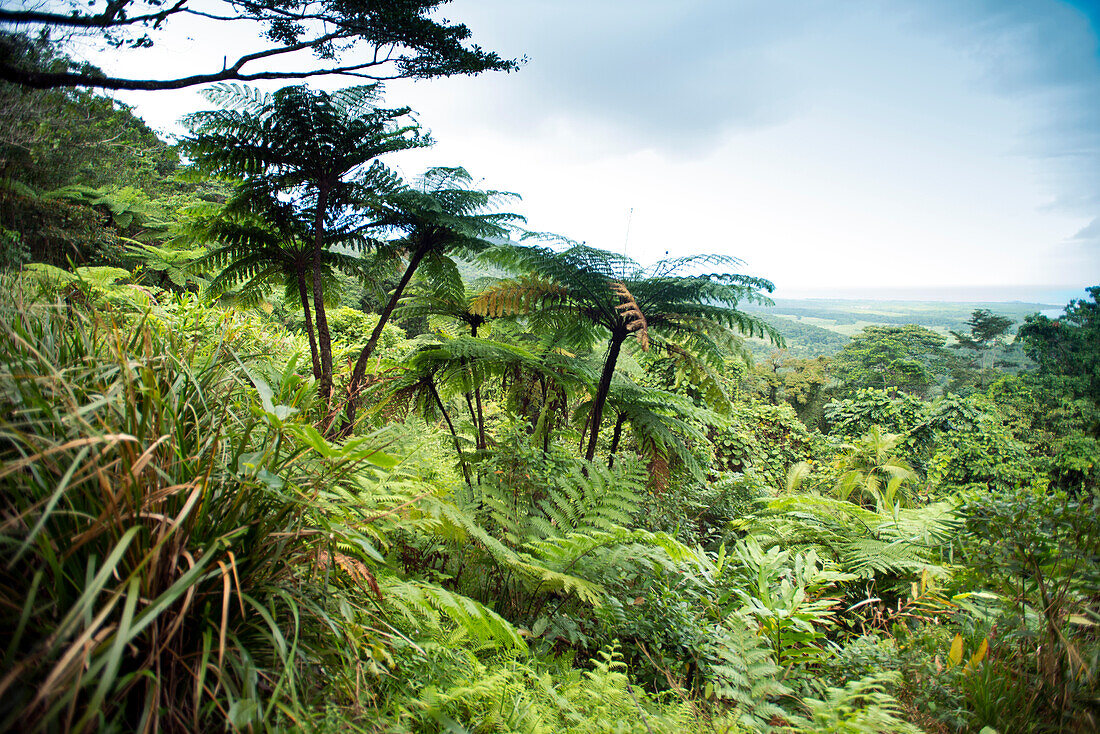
left=623, top=207, right=633, bottom=256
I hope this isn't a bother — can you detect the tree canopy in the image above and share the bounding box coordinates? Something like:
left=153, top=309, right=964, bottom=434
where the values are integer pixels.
left=0, top=0, right=517, bottom=90
left=830, top=324, right=951, bottom=399
left=1017, top=286, right=1100, bottom=419
left=183, top=82, right=426, bottom=406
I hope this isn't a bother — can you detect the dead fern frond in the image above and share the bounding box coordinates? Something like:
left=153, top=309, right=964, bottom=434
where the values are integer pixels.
left=611, top=281, right=649, bottom=350
left=470, top=275, right=569, bottom=317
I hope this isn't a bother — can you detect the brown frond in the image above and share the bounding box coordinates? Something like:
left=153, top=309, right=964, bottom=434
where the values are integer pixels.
left=317, top=550, right=382, bottom=600
left=470, top=275, right=568, bottom=317
left=611, top=281, right=650, bottom=350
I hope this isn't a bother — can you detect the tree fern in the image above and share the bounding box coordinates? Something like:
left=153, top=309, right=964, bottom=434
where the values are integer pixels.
left=473, top=242, right=781, bottom=461
left=340, top=166, right=525, bottom=434
left=183, top=83, right=427, bottom=408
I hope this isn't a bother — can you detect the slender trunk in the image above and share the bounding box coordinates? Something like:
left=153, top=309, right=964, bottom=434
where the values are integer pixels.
left=459, top=357, right=487, bottom=450
left=768, top=362, right=779, bottom=406
left=428, top=378, right=472, bottom=487
left=607, top=412, right=627, bottom=469
left=463, top=383, right=478, bottom=432
left=312, top=184, right=333, bottom=411
left=533, top=386, right=554, bottom=450
left=297, top=269, right=322, bottom=379
left=532, top=374, right=547, bottom=433
left=584, top=332, right=625, bottom=462
left=469, top=322, right=487, bottom=450
left=473, top=380, right=487, bottom=450
left=338, top=242, right=430, bottom=436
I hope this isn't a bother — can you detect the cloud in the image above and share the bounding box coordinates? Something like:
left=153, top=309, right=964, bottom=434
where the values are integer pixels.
left=904, top=0, right=1100, bottom=213
left=1067, top=217, right=1100, bottom=264
left=430, top=0, right=1100, bottom=218
left=1072, top=217, right=1100, bottom=241
left=410, top=0, right=844, bottom=155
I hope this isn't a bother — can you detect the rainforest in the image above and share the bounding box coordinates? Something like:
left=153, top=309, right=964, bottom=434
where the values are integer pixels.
left=1, top=9, right=1099, bottom=734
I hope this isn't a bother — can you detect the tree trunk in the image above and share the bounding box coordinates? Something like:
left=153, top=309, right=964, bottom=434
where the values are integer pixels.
left=338, top=241, right=430, bottom=436
left=584, top=332, right=625, bottom=462
left=312, top=184, right=333, bottom=411
left=428, top=378, right=472, bottom=487
left=533, top=396, right=554, bottom=452
left=469, top=322, right=487, bottom=450
left=473, top=379, right=487, bottom=450
left=459, top=357, right=487, bottom=450
left=607, top=411, right=627, bottom=469
left=297, top=269, right=322, bottom=379
left=462, top=383, right=478, bottom=431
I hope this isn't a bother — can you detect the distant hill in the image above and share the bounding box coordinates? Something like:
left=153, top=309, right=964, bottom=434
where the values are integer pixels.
left=747, top=315, right=850, bottom=357
left=743, top=298, right=1052, bottom=357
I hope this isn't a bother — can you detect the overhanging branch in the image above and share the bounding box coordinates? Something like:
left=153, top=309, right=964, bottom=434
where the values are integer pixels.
left=0, top=32, right=410, bottom=90
left=0, top=0, right=519, bottom=91
left=0, top=2, right=188, bottom=29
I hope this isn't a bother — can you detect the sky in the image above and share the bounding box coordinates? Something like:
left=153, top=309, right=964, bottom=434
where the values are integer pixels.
left=77, top=0, right=1100, bottom=303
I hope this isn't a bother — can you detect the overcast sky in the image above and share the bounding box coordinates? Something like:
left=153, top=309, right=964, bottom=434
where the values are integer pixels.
left=87, top=0, right=1100, bottom=302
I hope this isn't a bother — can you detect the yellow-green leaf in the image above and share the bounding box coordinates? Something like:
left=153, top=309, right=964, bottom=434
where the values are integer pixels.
left=964, top=637, right=988, bottom=673
left=948, top=633, right=964, bottom=668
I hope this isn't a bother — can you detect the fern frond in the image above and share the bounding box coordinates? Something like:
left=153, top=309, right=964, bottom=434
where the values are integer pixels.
left=381, top=578, right=526, bottom=649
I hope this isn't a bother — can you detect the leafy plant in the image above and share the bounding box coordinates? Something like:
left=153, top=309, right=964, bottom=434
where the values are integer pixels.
left=832, top=427, right=919, bottom=510
left=0, top=299, right=391, bottom=731
left=724, top=539, right=853, bottom=671
left=958, top=483, right=1100, bottom=730
left=788, top=673, right=924, bottom=733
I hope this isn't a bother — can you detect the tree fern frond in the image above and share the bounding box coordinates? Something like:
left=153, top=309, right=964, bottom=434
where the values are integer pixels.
left=381, top=578, right=526, bottom=649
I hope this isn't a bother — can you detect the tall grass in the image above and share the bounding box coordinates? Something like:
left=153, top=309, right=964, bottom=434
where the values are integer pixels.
left=0, top=297, right=383, bottom=732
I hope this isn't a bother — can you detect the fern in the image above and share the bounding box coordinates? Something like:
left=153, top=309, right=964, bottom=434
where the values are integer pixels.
left=417, top=494, right=608, bottom=607
left=525, top=528, right=696, bottom=573
left=737, top=494, right=953, bottom=580
left=381, top=578, right=526, bottom=650
left=535, top=461, right=646, bottom=535
left=702, top=617, right=790, bottom=730
left=788, top=673, right=925, bottom=733
left=839, top=538, right=936, bottom=578
left=398, top=643, right=702, bottom=734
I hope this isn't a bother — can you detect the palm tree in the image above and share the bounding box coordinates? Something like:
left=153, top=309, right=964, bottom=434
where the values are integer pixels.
left=473, top=244, right=782, bottom=461
left=182, top=83, right=426, bottom=407
left=339, top=167, right=523, bottom=434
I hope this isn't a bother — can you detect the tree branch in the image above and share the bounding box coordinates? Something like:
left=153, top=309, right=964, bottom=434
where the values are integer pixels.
left=0, top=33, right=412, bottom=90
left=0, top=1, right=188, bottom=29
